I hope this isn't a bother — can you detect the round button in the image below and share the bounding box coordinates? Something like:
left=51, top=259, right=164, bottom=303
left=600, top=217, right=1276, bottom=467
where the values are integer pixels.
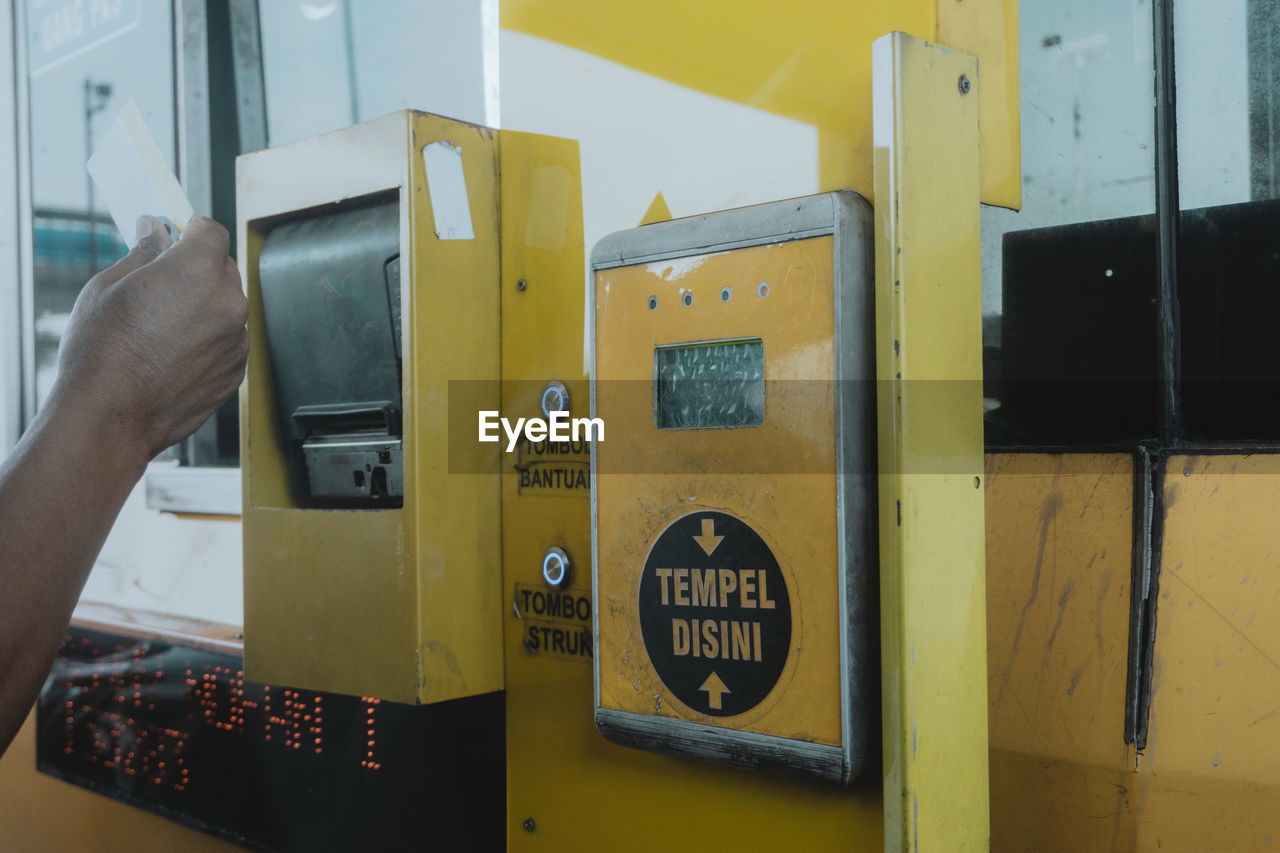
left=540, top=382, right=570, bottom=417
left=542, top=547, right=571, bottom=588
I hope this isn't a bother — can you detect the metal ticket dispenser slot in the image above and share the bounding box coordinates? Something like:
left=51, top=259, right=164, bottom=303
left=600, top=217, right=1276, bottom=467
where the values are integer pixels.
left=257, top=199, right=404, bottom=506
left=590, top=192, right=877, bottom=783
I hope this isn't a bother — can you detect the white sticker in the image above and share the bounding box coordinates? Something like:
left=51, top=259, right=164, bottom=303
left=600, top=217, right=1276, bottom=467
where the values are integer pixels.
left=422, top=141, right=475, bottom=240
left=86, top=100, right=194, bottom=248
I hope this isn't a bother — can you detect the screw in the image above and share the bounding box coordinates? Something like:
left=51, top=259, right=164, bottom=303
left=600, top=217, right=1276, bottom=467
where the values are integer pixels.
left=958, top=75, right=971, bottom=95
left=516, top=278, right=527, bottom=291
left=523, top=818, right=536, bottom=832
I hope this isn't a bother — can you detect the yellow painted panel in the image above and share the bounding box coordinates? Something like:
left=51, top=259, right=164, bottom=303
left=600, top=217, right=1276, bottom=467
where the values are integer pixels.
left=502, top=0, right=1019, bottom=207
left=406, top=113, right=504, bottom=702
left=985, top=453, right=1280, bottom=850
left=872, top=33, right=988, bottom=851
left=938, top=0, right=1021, bottom=209
left=0, top=713, right=239, bottom=852
left=989, top=750, right=1143, bottom=853
left=1131, top=453, right=1280, bottom=849
left=594, top=238, right=841, bottom=744
left=242, top=507, right=414, bottom=697
left=984, top=453, right=1138, bottom=852
left=502, top=145, right=879, bottom=846
left=986, top=453, right=1133, bottom=766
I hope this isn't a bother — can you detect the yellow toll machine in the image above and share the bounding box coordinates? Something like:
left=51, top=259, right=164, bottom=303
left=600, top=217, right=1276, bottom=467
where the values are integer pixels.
left=237, top=111, right=584, bottom=706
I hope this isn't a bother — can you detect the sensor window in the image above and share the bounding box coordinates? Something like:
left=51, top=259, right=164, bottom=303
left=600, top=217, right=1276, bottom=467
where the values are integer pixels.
left=655, top=338, right=764, bottom=429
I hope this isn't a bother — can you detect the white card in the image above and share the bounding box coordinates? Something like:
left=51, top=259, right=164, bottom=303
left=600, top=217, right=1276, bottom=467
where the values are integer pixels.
left=86, top=100, right=194, bottom=247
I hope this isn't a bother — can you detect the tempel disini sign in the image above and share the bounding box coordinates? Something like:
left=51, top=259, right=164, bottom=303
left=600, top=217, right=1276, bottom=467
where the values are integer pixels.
left=590, top=193, right=878, bottom=784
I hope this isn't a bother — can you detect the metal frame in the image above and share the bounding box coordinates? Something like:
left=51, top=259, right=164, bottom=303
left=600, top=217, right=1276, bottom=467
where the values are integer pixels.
left=1153, top=0, right=1182, bottom=445
left=176, top=0, right=210, bottom=217
left=1120, top=0, right=1180, bottom=752
left=1, top=1, right=20, bottom=454
left=590, top=191, right=876, bottom=784
left=228, top=0, right=267, bottom=154
left=872, top=32, right=988, bottom=851
left=14, top=0, right=34, bottom=433
left=1125, top=442, right=1164, bottom=749
left=145, top=0, right=266, bottom=514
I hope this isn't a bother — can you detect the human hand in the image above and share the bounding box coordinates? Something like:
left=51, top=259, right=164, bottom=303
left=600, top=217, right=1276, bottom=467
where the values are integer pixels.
left=55, top=214, right=249, bottom=461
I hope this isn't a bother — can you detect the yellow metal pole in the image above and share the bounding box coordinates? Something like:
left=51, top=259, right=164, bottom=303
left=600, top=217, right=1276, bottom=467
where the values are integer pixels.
left=872, top=32, right=989, bottom=852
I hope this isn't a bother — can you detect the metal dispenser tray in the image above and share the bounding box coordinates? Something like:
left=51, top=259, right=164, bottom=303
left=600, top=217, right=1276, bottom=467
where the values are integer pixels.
left=257, top=197, right=403, bottom=506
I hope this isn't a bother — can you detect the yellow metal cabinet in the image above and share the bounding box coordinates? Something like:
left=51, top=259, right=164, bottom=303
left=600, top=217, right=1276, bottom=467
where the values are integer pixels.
left=240, top=113, right=575, bottom=706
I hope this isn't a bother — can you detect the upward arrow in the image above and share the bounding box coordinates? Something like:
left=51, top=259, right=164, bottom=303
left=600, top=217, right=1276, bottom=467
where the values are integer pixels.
left=699, top=671, right=730, bottom=710
left=693, top=518, right=723, bottom=556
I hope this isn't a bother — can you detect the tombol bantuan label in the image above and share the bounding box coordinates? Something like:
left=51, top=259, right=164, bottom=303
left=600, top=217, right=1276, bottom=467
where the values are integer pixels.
left=638, top=511, right=791, bottom=717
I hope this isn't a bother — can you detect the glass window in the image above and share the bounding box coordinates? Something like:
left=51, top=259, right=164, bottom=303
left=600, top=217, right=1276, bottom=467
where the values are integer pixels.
left=655, top=339, right=766, bottom=430
left=1175, top=0, right=1276, bottom=208
left=982, top=0, right=1159, bottom=445
left=24, top=0, right=175, bottom=410
left=259, top=0, right=493, bottom=148
left=21, top=0, right=265, bottom=471
left=1173, top=0, right=1280, bottom=442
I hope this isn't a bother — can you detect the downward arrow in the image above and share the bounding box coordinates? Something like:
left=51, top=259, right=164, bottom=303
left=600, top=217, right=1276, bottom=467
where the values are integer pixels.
left=699, top=671, right=730, bottom=710
left=693, top=518, right=723, bottom=557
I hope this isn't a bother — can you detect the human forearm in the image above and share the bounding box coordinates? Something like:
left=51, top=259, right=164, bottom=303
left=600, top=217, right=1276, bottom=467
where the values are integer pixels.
left=0, top=214, right=247, bottom=756
left=0, top=384, right=150, bottom=753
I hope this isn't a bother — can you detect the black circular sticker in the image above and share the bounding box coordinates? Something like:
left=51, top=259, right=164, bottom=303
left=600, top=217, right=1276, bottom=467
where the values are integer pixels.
left=639, top=510, right=791, bottom=717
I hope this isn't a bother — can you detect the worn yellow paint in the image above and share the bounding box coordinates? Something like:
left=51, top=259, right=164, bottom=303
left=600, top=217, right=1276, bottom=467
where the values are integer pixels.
left=0, top=713, right=240, bottom=851
left=872, top=32, right=988, bottom=851
left=986, top=453, right=1280, bottom=850
left=984, top=453, right=1138, bottom=851
left=1126, top=453, right=1280, bottom=850
left=239, top=112, right=504, bottom=704
left=502, top=0, right=1019, bottom=208
left=595, top=238, right=842, bottom=744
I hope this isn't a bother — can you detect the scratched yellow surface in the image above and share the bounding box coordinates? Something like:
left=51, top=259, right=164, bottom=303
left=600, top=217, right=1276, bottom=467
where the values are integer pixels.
left=873, top=33, right=989, bottom=852
left=985, top=453, right=1137, bottom=851
left=1128, top=454, right=1280, bottom=850
left=987, top=452, right=1280, bottom=851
